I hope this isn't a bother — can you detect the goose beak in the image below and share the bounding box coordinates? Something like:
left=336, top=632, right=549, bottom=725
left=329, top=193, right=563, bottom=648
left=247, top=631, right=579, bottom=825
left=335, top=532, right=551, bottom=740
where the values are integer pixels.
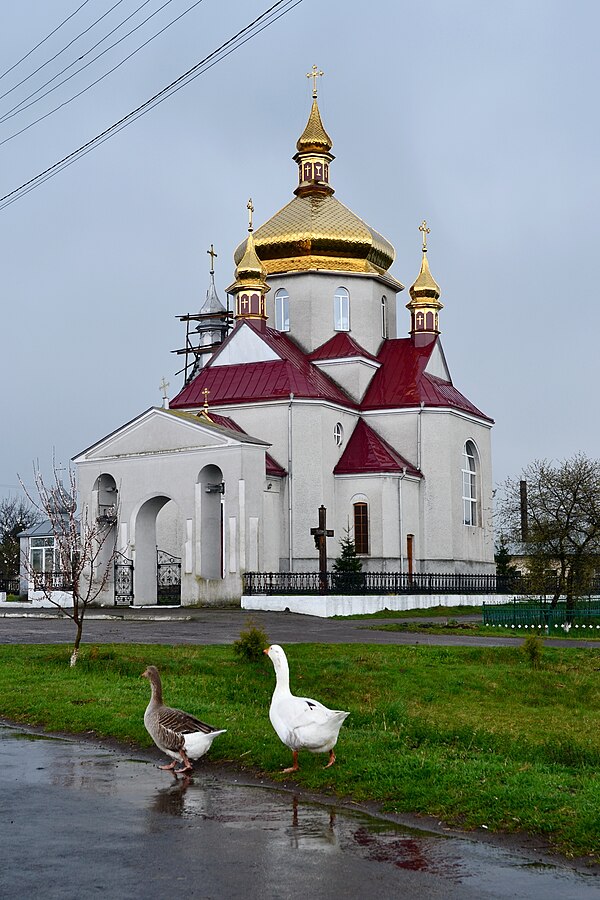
left=263, top=647, right=270, bottom=655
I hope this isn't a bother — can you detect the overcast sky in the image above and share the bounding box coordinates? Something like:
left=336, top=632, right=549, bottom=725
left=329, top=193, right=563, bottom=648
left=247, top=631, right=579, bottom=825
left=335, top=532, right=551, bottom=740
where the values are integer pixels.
left=0, top=0, right=597, bottom=501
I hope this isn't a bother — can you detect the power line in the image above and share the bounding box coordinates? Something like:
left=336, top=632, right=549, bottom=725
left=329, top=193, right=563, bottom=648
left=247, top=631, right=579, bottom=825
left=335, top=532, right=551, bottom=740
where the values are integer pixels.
left=0, top=0, right=162, bottom=118
left=0, top=0, right=302, bottom=212
left=0, top=0, right=94, bottom=84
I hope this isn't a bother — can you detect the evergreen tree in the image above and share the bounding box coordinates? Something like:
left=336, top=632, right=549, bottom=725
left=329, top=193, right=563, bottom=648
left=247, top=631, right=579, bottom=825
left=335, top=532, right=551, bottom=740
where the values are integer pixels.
left=332, top=527, right=364, bottom=592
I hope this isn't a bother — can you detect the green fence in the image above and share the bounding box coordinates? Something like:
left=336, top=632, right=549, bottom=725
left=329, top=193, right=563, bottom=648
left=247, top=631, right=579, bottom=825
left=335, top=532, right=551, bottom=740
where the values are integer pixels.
left=483, top=599, right=600, bottom=631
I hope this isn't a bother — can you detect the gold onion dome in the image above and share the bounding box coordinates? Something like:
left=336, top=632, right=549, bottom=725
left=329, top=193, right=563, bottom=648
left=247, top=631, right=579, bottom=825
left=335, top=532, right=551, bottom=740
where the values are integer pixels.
left=234, top=86, right=395, bottom=277
left=296, top=97, right=332, bottom=153
left=409, top=249, right=441, bottom=302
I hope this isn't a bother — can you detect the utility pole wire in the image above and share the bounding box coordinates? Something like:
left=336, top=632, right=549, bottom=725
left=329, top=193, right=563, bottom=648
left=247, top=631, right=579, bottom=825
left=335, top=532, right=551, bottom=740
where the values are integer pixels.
left=0, top=0, right=302, bottom=211
left=0, top=0, right=171, bottom=122
left=0, top=0, right=122, bottom=95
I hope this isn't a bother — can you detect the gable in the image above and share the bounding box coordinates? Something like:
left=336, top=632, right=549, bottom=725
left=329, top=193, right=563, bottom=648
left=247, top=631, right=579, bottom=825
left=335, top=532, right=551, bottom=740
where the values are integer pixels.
left=210, top=322, right=280, bottom=367
left=424, top=340, right=451, bottom=381
left=73, top=408, right=255, bottom=462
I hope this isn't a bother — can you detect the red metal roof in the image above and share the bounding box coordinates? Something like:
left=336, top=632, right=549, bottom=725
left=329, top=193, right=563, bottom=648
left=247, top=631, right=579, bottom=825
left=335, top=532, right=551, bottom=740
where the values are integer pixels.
left=309, top=332, right=379, bottom=363
left=361, top=337, right=492, bottom=421
left=198, top=411, right=287, bottom=477
left=334, top=419, right=421, bottom=476
left=171, top=324, right=356, bottom=410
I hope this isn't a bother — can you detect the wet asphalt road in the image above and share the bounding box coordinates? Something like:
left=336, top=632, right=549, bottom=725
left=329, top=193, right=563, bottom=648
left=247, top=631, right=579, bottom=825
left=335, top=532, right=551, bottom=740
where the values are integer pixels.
left=1, top=724, right=598, bottom=900
left=0, top=606, right=599, bottom=649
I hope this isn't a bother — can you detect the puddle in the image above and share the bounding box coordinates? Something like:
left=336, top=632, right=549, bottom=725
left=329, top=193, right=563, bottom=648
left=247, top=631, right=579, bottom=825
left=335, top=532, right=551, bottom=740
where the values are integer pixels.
left=0, top=724, right=597, bottom=900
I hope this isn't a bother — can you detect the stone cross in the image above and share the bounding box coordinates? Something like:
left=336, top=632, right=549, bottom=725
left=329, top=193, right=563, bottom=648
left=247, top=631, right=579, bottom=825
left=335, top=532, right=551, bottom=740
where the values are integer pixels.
left=306, top=64, right=324, bottom=98
left=310, top=504, right=334, bottom=588
left=419, top=220, right=430, bottom=251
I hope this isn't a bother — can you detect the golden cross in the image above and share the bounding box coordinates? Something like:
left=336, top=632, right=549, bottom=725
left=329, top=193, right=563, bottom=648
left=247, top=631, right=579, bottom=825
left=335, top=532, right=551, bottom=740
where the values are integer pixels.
left=202, top=387, right=210, bottom=410
left=306, top=64, right=324, bottom=98
left=247, top=197, right=254, bottom=232
left=159, top=376, right=169, bottom=399
left=207, top=243, right=217, bottom=273
left=419, top=220, right=430, bottom=251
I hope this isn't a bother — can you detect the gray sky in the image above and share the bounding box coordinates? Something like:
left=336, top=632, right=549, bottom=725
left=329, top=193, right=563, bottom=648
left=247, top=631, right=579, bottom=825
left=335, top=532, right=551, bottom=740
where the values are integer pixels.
left=0, top=0, right=597, bottom=499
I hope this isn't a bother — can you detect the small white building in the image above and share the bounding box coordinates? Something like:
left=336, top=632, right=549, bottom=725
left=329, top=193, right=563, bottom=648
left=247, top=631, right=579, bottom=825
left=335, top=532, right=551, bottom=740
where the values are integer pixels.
left=75, top=87, right=494, bottom=607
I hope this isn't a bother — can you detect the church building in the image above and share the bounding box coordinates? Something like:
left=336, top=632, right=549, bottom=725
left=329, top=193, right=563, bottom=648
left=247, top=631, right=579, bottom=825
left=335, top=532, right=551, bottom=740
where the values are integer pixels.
left=74, top=75, right=494, bottom=606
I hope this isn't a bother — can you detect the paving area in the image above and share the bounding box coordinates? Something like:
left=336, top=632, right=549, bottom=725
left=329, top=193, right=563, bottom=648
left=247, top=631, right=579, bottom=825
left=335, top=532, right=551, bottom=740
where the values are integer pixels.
left=0, top=605, right=598, bottom=649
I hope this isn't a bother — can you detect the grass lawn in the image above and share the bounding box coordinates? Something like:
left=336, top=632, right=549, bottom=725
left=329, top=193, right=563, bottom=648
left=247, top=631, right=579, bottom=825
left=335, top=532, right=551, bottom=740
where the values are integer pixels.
left=334, top=604, right=485, bottom=619
left=0, top=641, right=599, bottom=863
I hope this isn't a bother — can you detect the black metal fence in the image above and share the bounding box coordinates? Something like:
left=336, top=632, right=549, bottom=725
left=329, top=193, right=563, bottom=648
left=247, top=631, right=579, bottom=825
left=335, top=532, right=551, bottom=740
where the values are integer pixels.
left=0, top=577, right=20, bottom=594
left=243, top=571, right=600, bottom=597
left=31, top=572, right=74, bottom=591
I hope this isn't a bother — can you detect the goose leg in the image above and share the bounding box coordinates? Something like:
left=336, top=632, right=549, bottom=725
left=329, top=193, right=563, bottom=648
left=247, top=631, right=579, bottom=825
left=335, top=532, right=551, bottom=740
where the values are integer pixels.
left=159, top=760, right=179, bottom=771
left=283, top=751, right=300, bottom=773
left=174, top=749, right=194, bottom=775
left=324, top=750, right=336, bottom=769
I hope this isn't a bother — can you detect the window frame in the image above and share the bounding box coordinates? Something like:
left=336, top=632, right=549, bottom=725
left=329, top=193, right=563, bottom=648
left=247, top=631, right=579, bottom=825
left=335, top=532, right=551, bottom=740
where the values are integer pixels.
left=462, top=441, right=479, bottom=526
left=353, top=501, right=369, bottom=555
left=334, top=287, right=350, bottom=332
left=274, top=288, right=290, bottom=332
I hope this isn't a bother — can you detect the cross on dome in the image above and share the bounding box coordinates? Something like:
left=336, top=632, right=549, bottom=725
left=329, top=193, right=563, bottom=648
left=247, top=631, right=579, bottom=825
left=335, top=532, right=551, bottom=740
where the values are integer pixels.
left=419, top=220, right=430, bottom=252
left=247, top=198, right=254, bottom=232
left=306, top=65, right=324, bottom=98
left=207, top=243, right=217, bottom=274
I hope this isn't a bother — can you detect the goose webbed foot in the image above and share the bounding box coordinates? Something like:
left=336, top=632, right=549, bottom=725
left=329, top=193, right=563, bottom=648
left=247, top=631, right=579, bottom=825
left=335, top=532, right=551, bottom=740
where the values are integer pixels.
left=324, top=750, right=336, bottom=769
left=282, top=751, right=300, bottom=773
left=159, top=760, right=179, bottom=771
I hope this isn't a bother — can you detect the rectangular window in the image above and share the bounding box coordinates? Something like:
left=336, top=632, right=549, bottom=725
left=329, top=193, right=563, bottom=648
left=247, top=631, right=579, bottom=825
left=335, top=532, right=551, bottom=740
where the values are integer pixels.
left=275, top=292, right=290, bottom=332
left=334, top=289, right=350, bottom=331
left=353, top=502, right=369, bottom=554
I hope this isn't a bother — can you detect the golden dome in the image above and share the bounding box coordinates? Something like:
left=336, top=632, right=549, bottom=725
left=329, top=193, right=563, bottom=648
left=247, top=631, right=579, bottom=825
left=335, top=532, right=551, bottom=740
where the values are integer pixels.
left=235, top=193, right=395, bottom=275
left=233, top=95, right=395, bottom=276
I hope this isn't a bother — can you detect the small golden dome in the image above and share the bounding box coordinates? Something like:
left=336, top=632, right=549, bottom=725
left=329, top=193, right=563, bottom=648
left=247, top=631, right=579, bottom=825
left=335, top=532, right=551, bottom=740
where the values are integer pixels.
left=296, top=98, right=332, bottom=153
left=409, top=251, right=441, bottom=302
left=234, top=230, right=266, bottom=283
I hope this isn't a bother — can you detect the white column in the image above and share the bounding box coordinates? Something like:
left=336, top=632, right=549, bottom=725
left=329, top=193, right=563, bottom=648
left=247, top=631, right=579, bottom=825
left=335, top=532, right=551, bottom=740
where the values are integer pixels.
left=249, top=517, right=259, bottom=570
left=229, top=517, right=237, bottom=573
left=195, top=482, right=202, bottom=575
left=238, top=479, right=246, bottom=570
left=184, top=518, right=193, bottom=574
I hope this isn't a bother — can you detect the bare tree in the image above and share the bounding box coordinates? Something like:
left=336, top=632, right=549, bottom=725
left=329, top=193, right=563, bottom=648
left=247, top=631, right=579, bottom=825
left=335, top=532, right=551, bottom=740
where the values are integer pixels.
left=0, top=495, right=41, bottom=579
left=20, top=464, right=118, bottom=666
left=496, top=453, right=600, bottom=608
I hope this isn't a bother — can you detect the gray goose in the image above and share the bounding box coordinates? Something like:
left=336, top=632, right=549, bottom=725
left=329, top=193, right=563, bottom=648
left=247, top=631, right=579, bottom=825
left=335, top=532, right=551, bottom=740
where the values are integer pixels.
left=142, top=665, right=226, bottom=774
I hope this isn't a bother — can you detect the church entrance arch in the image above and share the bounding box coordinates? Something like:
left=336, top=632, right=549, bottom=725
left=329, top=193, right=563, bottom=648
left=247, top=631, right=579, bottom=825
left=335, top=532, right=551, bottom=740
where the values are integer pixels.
left=198, top=465, right=224, bottom=579
left=133, top=495, right=182, bottom=605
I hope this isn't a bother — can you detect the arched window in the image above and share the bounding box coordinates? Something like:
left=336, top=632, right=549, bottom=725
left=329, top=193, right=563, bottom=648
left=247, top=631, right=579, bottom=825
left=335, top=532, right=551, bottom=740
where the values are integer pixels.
left=462, top=441, right=480, bottom=526
left=334, top=287, right=350, bottom=331
left=381, top=295, right=388, bottom=338
left=333, top=422, right=344, bottom=446
left=275, top=288, right=289, bottom=332
left=353, top=501, right=369, bottom=554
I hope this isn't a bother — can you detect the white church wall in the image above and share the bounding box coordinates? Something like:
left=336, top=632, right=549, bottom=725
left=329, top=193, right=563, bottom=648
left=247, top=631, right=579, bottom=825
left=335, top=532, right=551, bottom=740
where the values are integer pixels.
left=265, top=271, right=400, bottom=356
left=418, top=410, right=494, bottom=573
left=76, top=431, right=269, bottom=606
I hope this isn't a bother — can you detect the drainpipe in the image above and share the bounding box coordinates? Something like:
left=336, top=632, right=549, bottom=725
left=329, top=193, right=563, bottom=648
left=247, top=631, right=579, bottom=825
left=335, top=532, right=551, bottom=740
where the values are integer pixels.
left=417, top=401, right=424, bottom=470
left=398, top=466, right=407, bottom=574
left=288, top=392, right=294, bottom=571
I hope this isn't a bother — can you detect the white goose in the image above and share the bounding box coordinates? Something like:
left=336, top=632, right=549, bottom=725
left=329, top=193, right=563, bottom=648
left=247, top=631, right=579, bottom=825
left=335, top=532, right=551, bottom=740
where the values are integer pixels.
left=264, top=644, right=349, bottom=772
left=142, top=665, right=226, bottom=774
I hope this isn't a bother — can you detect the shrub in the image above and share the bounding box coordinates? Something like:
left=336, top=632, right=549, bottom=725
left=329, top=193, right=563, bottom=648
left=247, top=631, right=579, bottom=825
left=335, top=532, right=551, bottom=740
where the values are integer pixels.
left=233, top=619, right=269, bottom=663
left=521, top=633, right=544, bottom=669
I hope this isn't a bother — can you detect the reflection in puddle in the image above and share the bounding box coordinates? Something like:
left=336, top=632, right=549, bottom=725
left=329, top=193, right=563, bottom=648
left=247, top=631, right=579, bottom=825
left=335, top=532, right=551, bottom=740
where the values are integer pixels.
left=1, top=723, right=598, bottom=899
